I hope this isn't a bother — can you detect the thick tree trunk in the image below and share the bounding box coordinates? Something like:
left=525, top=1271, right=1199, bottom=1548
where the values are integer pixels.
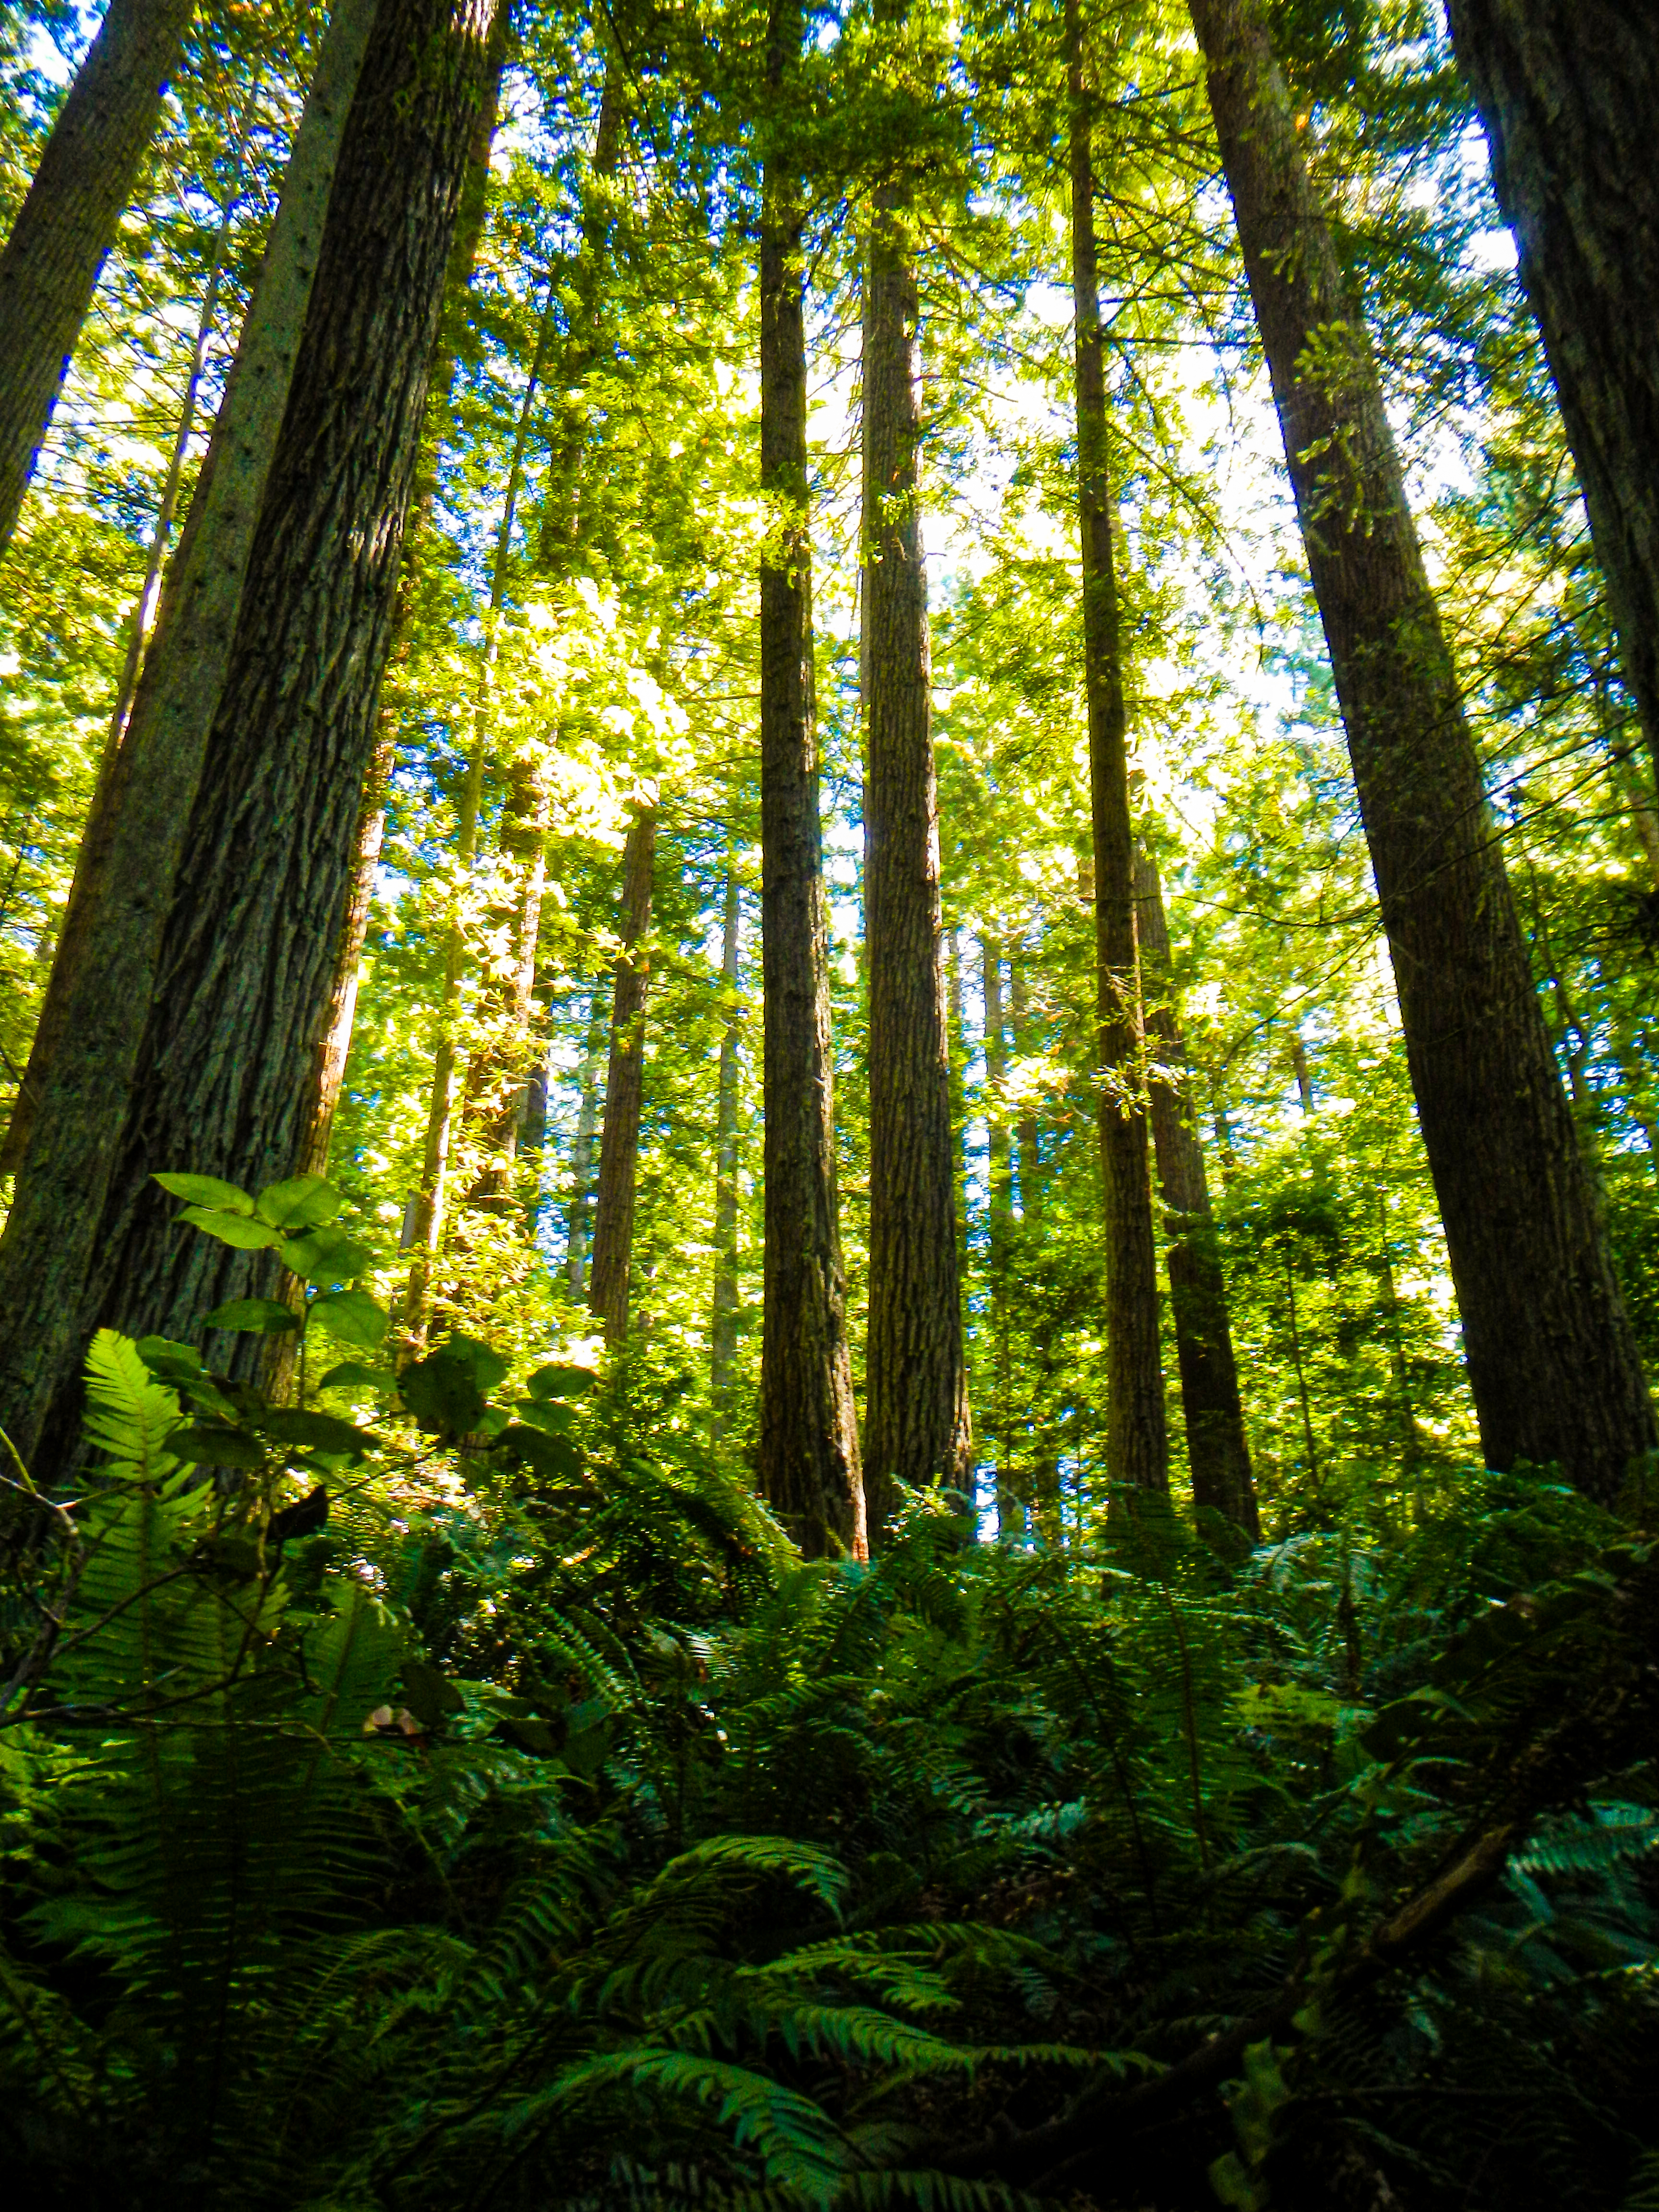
left=1443, top=0, right=1659, bottom=792
left=0, top=0, right=402, bottom=1468
left=756, top=15, right=864, bottom=1554
left=299, top=0, right=510, bottom=1192
left=565, top=981, right=607, bottom=1297
left=588, top=804, right=656, bottom=1346
left=981, top=931, right=1021, bottom=1537
left=1134, top=843, right=1260, bottom=1539
left=0, top=0, right=197, bottom=565
left=710, top=862, right=742, bottom=1442
left=1189, top=0, right=1654, bottom=1504
left=1068, top=1, right=1168, bottom=1497
left=861, top=170, right=971, bottom=1532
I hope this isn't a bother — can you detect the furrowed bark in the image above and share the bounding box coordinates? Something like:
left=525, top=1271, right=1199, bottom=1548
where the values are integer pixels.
left=1135, top=843, right=1260, bottom=1539
left=756, top=0, right=864, bottom=1557
left=1188, top=0, right=1654, bottom=1503
left=0, top=0, right=390, bottom=1467
left=588, top=803, right=656, bottom=1346
left=861, top=158, right=970, bottom=1533
left=710, top=861, right=742, bottom=1443
left=982, top=931, right=1021, bottom=1538
left=565, top=981, right=607, bottom=1296
left=1069, top=0, right=1168, bottom=1496
left=1443, top=0, right=1659, bottom=793
left=0, top=0, right=198, bottom=565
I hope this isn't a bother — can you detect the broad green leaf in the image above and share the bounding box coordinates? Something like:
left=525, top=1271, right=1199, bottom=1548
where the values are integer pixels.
left=280, top=1230, right=372, bottom=1284
left=309, top=1287, right=388, bottom=1346
left=261, top=1408, right=374, bottom=1459
left=180, top=1206, right=285, bottom=1250
left=316, top=1359, right=394, bottom=1396
left=169, top=1424, right=267, bottom=1469
left=399, top=1352, right=486, bottom=1439
left=135, top=1335, right=204, bottom=1376
left=526, top=1361, right=597, bottom=1401
left=514, top=1396, right=573, bottom=1435
left=204, top=1297, right=300, bottom=1334
left=499, top=1423, right=582, bottom=1482
left=255, top=1174, right=342, bottom=1228
left=153, top=1172, right=254, bottom=1214
left=400, top=1659, right=464, bottom=1729
left=437, top=1331, right=509, bottom=1394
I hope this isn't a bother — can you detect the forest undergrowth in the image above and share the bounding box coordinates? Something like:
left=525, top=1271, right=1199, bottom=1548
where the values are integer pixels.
left=0, top=1177, right=1655, bottom=2212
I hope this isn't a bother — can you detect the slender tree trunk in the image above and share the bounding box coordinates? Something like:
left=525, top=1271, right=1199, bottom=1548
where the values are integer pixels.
left=1375, top=1189, right=1425, bottom=1471
left=468, top=738, right=553, bottom=1199
left=1010, top=944, right=1041, bottom=1206
left=0, top=0, right=198, bottom=565
left=565, top=981, right=607, bottom=1297
left=711, top=862, right=742, bottom=1443
left=1443, top=0, right=1659, bottom=794
left=1068, top=0, right=1168, bottom=1496
left=1189, top=0, right=1654, bottom=1504
left=861, top=165, right=970, bottom=1531
left=0, top=0, right=399, bottom=1468
left=981, top=931, right=1021, bottom=1537
left=588, top=804, right=656, bottom=1346
left=755, top=5, right=864, bottom=1553
left=1135, top=842, right=1260, bottom=1539
left=1289, top=1030, right=1313, bottom=1115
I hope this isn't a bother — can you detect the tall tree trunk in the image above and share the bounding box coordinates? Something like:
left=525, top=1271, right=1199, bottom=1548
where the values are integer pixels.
left=588, top=803, right=656, bottom=1346
left=861, top=163, right=970, bottom=1532
left=1189, top=0, right=1654, bottom=1505
left=0, top=0, right=198, bottom=565
left=0, top=0, right=400, bottom=1469
left=711, top=860, right=742, bottom=1443
left=1443, top=0, right=1659, bottom=793
left=1010, top=943, right=1041, bottom=1208
left=465, top=738, right=553, bottom=1201
left=1135, top=842, right=1260, bottom=1539
left=755, top=0, right=863, bottom=1555
left=1068, top=0, right=1168, bottom=1496
left=981, top=930, right=1021, bottom=1537
left=565, top=981, right=607, bottom=1297
left=297, top=0, right=511, bottom=1192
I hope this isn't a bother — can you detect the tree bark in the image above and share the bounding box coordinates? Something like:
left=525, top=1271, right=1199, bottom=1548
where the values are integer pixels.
left=756, top=10, right=865, bottom=1555
left=0, top=0, right=399, bottom=1469
left=464, top=737, right=553, bottom=1202
left=1443, top=0, right=1659, bottom=793
left=860, top=156, right=971, bottom=1532
left=1189, top=0, right=1654, bottom=1505
left=588, top=803, right=656, bottom=1346
left=565, top=981, right=607, bottom=1297
left=1134, top=842, right=1260, bottom=1539
left=0, top=0, right=198, bottom=565
left=1069, top=0, right=1168, bottom=1497
left=981, top=930, right=1021, bottom=1537
left=710, top=861, right=742, bottom=1443
left=298, top=0, right=511, bottom=1193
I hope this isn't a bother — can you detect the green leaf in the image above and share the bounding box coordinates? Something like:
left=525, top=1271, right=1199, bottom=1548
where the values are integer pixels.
left=254, top=1174, right=341, bottom=1228
left=316, top=1360, right=394, bottom=1396
left=526, top=1361, right=597, bottom=1401
left=169, top=1424, right=267, bottom=1469
left=496, top=1714, right=562, bottom=1757
left=204, top=1298, right=300, bottom=1334
left=514, top=1396, right=573, bottom=1434
left=153, top=1172, right=254, bottom=1214
left=180, top=1206, right=285, bottom=1250
left=499, top=1423, right=582, bottom=1482
left=84, top=1330, right=183, bottom=1479
left=400, top=1659, right=464, bottom=1730
left=437, top=1331, right=509, bottom=1394
left=280, top=1230, right=373, bottom=1285
left=399, top=1352, right=486, bottom=1440
left=308, top=1287, right=388, bottom=1346
left=136, top=1335, right=204, bottom=1377
left=260, top=1409, right=374, bottom=1459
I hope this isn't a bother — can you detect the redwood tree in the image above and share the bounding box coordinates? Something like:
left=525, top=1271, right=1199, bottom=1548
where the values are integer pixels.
left=0, top=0, right=500, bottom=1472
left=1068, top=0, right=1168, bottom=1498
left=756, top=0, right=865, bottom=1556
left=0, top=0, right=198, bottom=565
left=1187, top=0, right=1654, bottom=1504
left=1444, top=0, right=1659, bottom=793
left=861, top=156, right=972, bottom=1533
